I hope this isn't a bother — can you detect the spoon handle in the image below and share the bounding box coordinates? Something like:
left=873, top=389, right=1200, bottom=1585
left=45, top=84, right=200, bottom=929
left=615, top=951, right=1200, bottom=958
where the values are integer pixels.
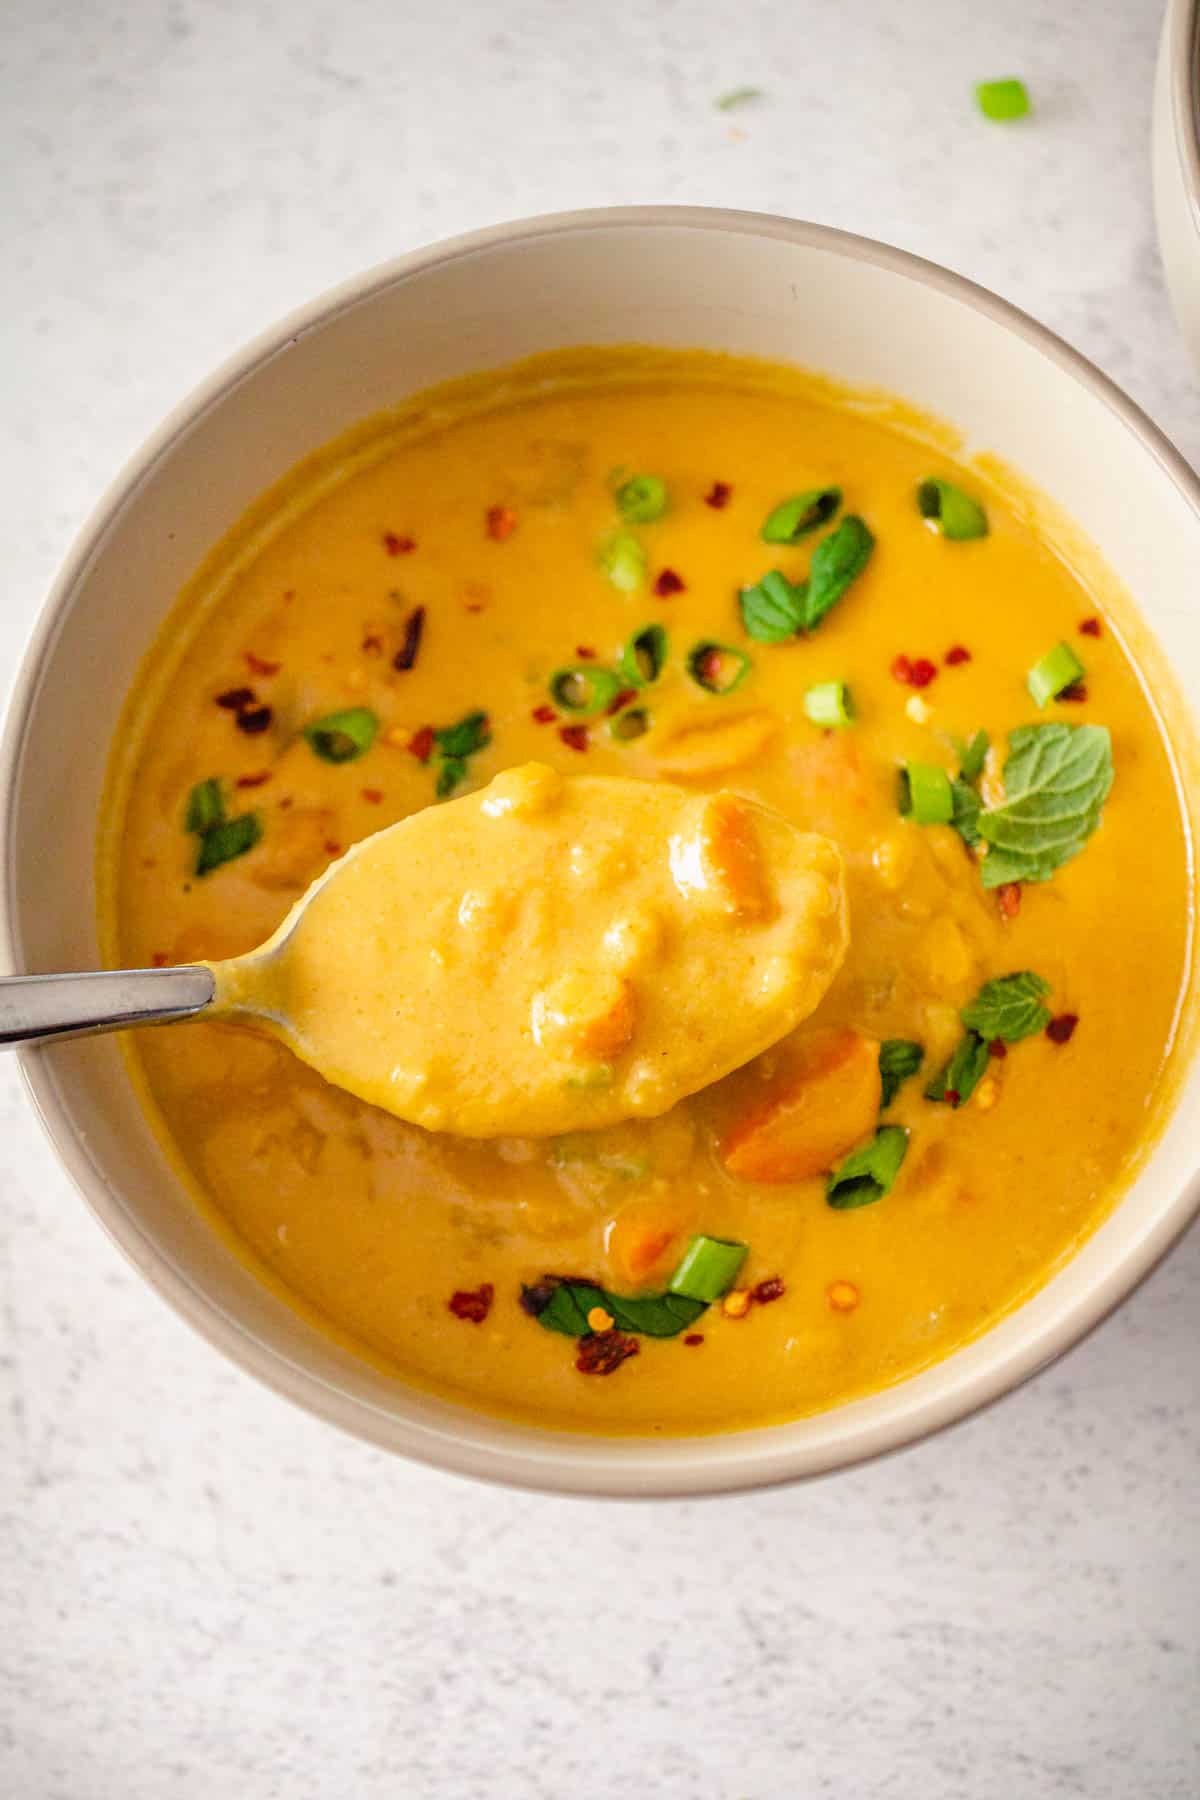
left=0, top=966, right=216, bottom=1048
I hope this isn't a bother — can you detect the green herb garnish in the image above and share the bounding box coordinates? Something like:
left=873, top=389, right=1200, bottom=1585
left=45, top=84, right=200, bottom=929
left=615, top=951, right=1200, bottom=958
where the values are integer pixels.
left=715, top=86, right=763, bottom=111
left=803, top=680, right=854, bottom=729
left=827, top=1126, right=909, bottom=1209
left=668, top=1235, right=748, bottom=1303
left=899, top=761, right=954, bottom=825
left=304, top=706, right=379, bottom=764
left=522, top=1276, right=707, bottom=1339
left=615, top=474, right=668, bottom=524
left=924, top=1031, right=991, bottom=1107
left=805, top=514, right=875, bottom=627
left=739, top=569, right=807, bottom=642
left=598, top=530, right=648, bottom=592
left=976, top=78, right=1030, bottom=121
left=957, top=728, right=990, bottom=784
left=609, top=706, right=649, bottom=742
left=961, top=971, right=1052, bottom=1043
left=431, top=710, right=491, bottom=799
left=950, top=779, right=982, bottom=846
left=549, top=665, right=623, bottom=717
left=761, top=486, right=842, bottom=544
left=879, top=1039, right=923, bottom=1110
left=194, top=812, right=262, bottom=877
left=184, top=778, right=224, bottom=835
left=917, top=478, right=989, bottom=541
left=619, top=623, right=668, bottom=687
left=976, top=723, right=1113, bottom=888
left=1027, top=642, right=1086, bottom=707
left=687, top=641, right=752, bottom=695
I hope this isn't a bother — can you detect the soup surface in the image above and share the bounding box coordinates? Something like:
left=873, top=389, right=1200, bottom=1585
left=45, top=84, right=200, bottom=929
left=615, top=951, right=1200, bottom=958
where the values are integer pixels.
left=105, top=349, right=1192, bottom=1433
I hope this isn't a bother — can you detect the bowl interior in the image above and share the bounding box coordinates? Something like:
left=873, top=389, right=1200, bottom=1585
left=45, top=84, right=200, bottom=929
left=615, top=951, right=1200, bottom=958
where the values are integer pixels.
left=5, top=211, right=1200, bottom=1494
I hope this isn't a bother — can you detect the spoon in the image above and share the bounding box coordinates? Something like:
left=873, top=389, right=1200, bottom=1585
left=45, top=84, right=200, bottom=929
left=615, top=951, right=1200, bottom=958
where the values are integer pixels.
left=0, top=765, right=848, bottom=1137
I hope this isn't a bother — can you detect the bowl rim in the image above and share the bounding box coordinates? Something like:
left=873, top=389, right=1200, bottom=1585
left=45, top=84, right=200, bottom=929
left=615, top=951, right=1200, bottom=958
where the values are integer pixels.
left=1165, top=0, right=1200, bottom=218
left=5, top=204, right=1200, bottom=1498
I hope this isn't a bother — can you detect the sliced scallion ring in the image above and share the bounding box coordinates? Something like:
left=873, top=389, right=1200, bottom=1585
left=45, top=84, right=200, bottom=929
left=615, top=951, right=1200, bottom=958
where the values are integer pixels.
left=615, top=474, right=668, bottom=524
left=194, top=813, right=262, bottom=876
left=609, top=706, right=650, bottom=742
left=760, top=486, right=842, bottom=544
left=668, top=1235, right=748, bottom=1302
left=803, top=680, right=854, bottom=728
left=549, top=665, right=622, bottom=717
left=597, top=530, right=648, bottom=592
left=686, top=640, right=752, bottom=695
left=619, top=623, right=668, bottom=687
left=898, top=761, right=955, bottom=825
left=303, top=706, right=379, bottom=764
left=184, top=778, right=224, bottom=835
left=1027, top=642, right=1085, bottom=707
left=917, top=478, right=989, bottom=541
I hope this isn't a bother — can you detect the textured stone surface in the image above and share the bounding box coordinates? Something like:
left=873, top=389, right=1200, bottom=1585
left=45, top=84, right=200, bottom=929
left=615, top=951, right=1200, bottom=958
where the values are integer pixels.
left=2, top=2, right=1199, bottom=1795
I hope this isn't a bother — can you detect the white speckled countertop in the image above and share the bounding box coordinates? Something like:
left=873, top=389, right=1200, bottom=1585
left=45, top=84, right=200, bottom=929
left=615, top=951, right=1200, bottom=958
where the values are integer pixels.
left=3, top=2, right=1199, bottom=1794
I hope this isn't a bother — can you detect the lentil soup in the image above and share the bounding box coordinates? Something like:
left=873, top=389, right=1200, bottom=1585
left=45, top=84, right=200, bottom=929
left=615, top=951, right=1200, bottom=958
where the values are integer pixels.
left=103, top=349, right=1192, bottom=1434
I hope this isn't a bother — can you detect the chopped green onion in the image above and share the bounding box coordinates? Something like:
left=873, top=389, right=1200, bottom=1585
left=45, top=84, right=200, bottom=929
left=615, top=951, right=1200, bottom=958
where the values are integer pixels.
left=1027, top=642, right=1086, bottom=706
left=687, top=640, right=752, bottom=695
left=761, top=486, right=842, bottom=544
left=827, top=1126, right=909, bottom=1209
left=549, top=665, right=623, bottom=717
left=715, top=85, right=763, bottom=111
left=739, top=569, right=807, bottom=642
left=194, top=813, right=261, bottom=877
left=434, top=711, right=491, bottom=759
left=976, top=78, right=1031, bottom=121
left=957, top=728, right=990, bottom=785
left=924, top=1031, right=990, bottom=1107
left=184, top=778, right=224, bottom=836
left=609, top=706, right=650, bottom=742
left=668, top=1235, right=749, bottom=1302
left=304, top=706, right=379, bottom=764
left=619, top=623, right=668, bottom=687
left=899, top=761, right=954, bottom=825
left=615, top=474, right=668, bottom=524
left=597, top=531, right=647, bottom=592
left=436, top=757, right=467, bottom=798
left=917, top=478, right=989, bottom=541
left=879, top=1039, right=923, bottom=1110
left=803, top=680, right=854, bottom=729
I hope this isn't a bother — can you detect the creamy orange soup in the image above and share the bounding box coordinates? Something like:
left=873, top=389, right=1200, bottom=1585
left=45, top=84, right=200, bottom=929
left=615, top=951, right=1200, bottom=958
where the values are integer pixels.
left=103, top=349, right=1192, bottom=1433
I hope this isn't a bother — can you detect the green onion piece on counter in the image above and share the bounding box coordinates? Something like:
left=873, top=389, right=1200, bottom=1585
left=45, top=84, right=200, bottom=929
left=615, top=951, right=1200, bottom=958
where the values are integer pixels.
left=194, top=813, right=261, bottom=877
left=917, top=478, right=989, bottom=541
left=899, top=761, right=955, bottom=825
left=739, top=568, right=807, bottom=642
left=598, top=530, right=648, bottom=592
left=1027, top=642, right=1086, bottom=706
left=668, top=1235, right=749, bottom=1303
left=615, top=474, right=668, bottom=523
left=609, top=706, right=650, bottom=742
left=549, top=665, right=623, bottom=717
left=827, top=1126, right=910, bottom=1210
left=976, top=78, right=1031, bottom=121
left=715, top=86, right=763, bottom=111
left=304, top=706, right=379, bottom=764
left=619, top=623, right=668, bottom=687
left=687, top=640, right=752, bottom=695
left=761, top=486, right=842, bottom=544
left=803, top=680, right=854, bottom=729
left=184, top=778, right=224, bottom=835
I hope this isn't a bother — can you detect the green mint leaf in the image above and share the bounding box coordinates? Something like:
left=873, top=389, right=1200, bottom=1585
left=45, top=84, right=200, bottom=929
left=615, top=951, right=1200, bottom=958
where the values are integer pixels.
left=950, top=778, right=982, bottom=847
left=802, top=514, right=875, bottom=630
left=977, top=723, right=1113, bottom=888
left=879, top=1039, right=924, bottom=1110
left=960, top=971, right=1052, bottom=1043
left=924, top=1030, right=990, bottom=1106
left=739, top=569, right=807, bottom=642
left=827, top=1125, right=909, bottom=1209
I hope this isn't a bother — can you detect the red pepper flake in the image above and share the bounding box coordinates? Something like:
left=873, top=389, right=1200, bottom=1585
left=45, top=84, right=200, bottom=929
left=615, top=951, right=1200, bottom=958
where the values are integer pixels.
left=235, top=705, right=273, bottom=735
left=988, top=1039, right=1008, bottom=1059
left=244, top=651, right=281, bottom=677
left=361, top=632, right=385, bottom=657
left=575, top=645, right=597, bottom=660
left=152, top=951, right=170, bottom=968
left=683, top=1333, right=705, bottom=1347
left=361, top=787, right=384, bottom=804
left=1059, top=682, right=1089, bottom=703
left=653, top=568, right=686, bottom=597
left=944, top=1089, right=961, bottom=1108
left=559, top=724, right=589, bottom=753
left=605, top=687, right=637, bottom=717
left=323, top=839, right=343, bottom=857
left=1079, top=616, right=1102, bottom=638
left=383, top=532, right=416, bottom=556
left=909, top=658, right=938, bottom=688
left=448, top=1282, right=494, bottom=1324
left=486, top=504, right=518, bottom=540
left=704, top=481, right=732, bottom=509
left=216, top=686, right=256, bottom=711
left=1046, top=1013, right=1079, bottom=1045
left=575, top=1329, right=640, bottom=1375
left=945, top=644, right=972, bottom=666
left=408, top=725, right=435, bottom=763
left=996, top=882, right=1022, bottom=920
left=235, top=770, right=271, bottom=789
left=393, top=605, right=425, bottom=673
left=531, top=704, right=557, bottom=725
left=752, top=1276, right=786, bottom=1306
left=890, top=654, right=913, bottom=685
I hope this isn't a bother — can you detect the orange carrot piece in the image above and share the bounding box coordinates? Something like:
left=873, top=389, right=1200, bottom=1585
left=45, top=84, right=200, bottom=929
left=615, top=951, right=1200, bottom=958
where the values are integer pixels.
left=697, top=793, right=774, bottom=921
left=720, top=1028, right=882, bottom=1184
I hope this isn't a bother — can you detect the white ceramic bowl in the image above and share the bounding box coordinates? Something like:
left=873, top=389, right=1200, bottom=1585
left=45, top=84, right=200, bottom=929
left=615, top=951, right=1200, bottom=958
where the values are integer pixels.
left=1155, top=0, right=1200, bottom=364
left=4, top=208, right=1200, bottom=1497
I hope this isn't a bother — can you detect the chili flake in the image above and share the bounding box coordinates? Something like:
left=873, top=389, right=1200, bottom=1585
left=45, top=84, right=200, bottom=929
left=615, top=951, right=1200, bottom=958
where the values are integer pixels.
left=653, top=568, right=685, bottom=598
left=393, top=605, right=425, bottom=673
left=944, top=1088, right=962, bottom=1108
left=1046, top=1013, right=1079, bottom=1044
left=996, top=882, right=1022, bottom=920
left=531, top=704, right=557, bottom=724
left=235, top=705, right=273, bottom=735
left=945, top=645, right=972, bottom=666
left=722, top=1291, right=750, bottom=1319
left=1079, top=616, right=1102, bottom=637
left=575, top=1329, right=639, bottom=1375
left=383, top=532, right=416, bottom=556
left=244, top=651, right=281, bottom=677
left=890, top=654, right=937, bottom=688
left=235, top=770, right=271, bottom=788
left=559, top=724, right=589, bottom=752
left=586, top=1305, right=615, bottom=1333
left=988, top=1039, right=1008, bottom=1059
left=361, top=632, right=385, bottom=657
left=216, top=686, right=256, bottom=711
left=408, top=725, right=435, bottom=763
left=704, top=481, right=732, bottom=509
left=1059, top=682, right=1089, bottom=703
left=683, top=1333, right=705, bottom=1347
left=323, top=839, right=343, bottom=857
left=752, top=1276, right=786, bottom=1306
left=152, top=951, right=170, bottom=968
left=606, top=687, right=637, bottom=717
left=486, top=504, right=518, bottom=540
left=361, top=788, right=383, bottom=804
left=575, top=645, right=597, bottom=660
left=448, top=1283, right=494, bottom=1324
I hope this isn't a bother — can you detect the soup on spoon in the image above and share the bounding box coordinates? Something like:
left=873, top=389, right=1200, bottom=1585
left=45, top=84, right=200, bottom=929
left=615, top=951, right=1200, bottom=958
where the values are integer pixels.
left=213, top=763, right=849, bottom=1135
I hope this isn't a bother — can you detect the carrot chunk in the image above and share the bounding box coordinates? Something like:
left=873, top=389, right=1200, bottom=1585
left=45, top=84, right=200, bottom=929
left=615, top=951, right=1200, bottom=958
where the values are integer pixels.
left=696, top=793, right=774, bottom=921
left=720, top=1028, right=882, bottom=1183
